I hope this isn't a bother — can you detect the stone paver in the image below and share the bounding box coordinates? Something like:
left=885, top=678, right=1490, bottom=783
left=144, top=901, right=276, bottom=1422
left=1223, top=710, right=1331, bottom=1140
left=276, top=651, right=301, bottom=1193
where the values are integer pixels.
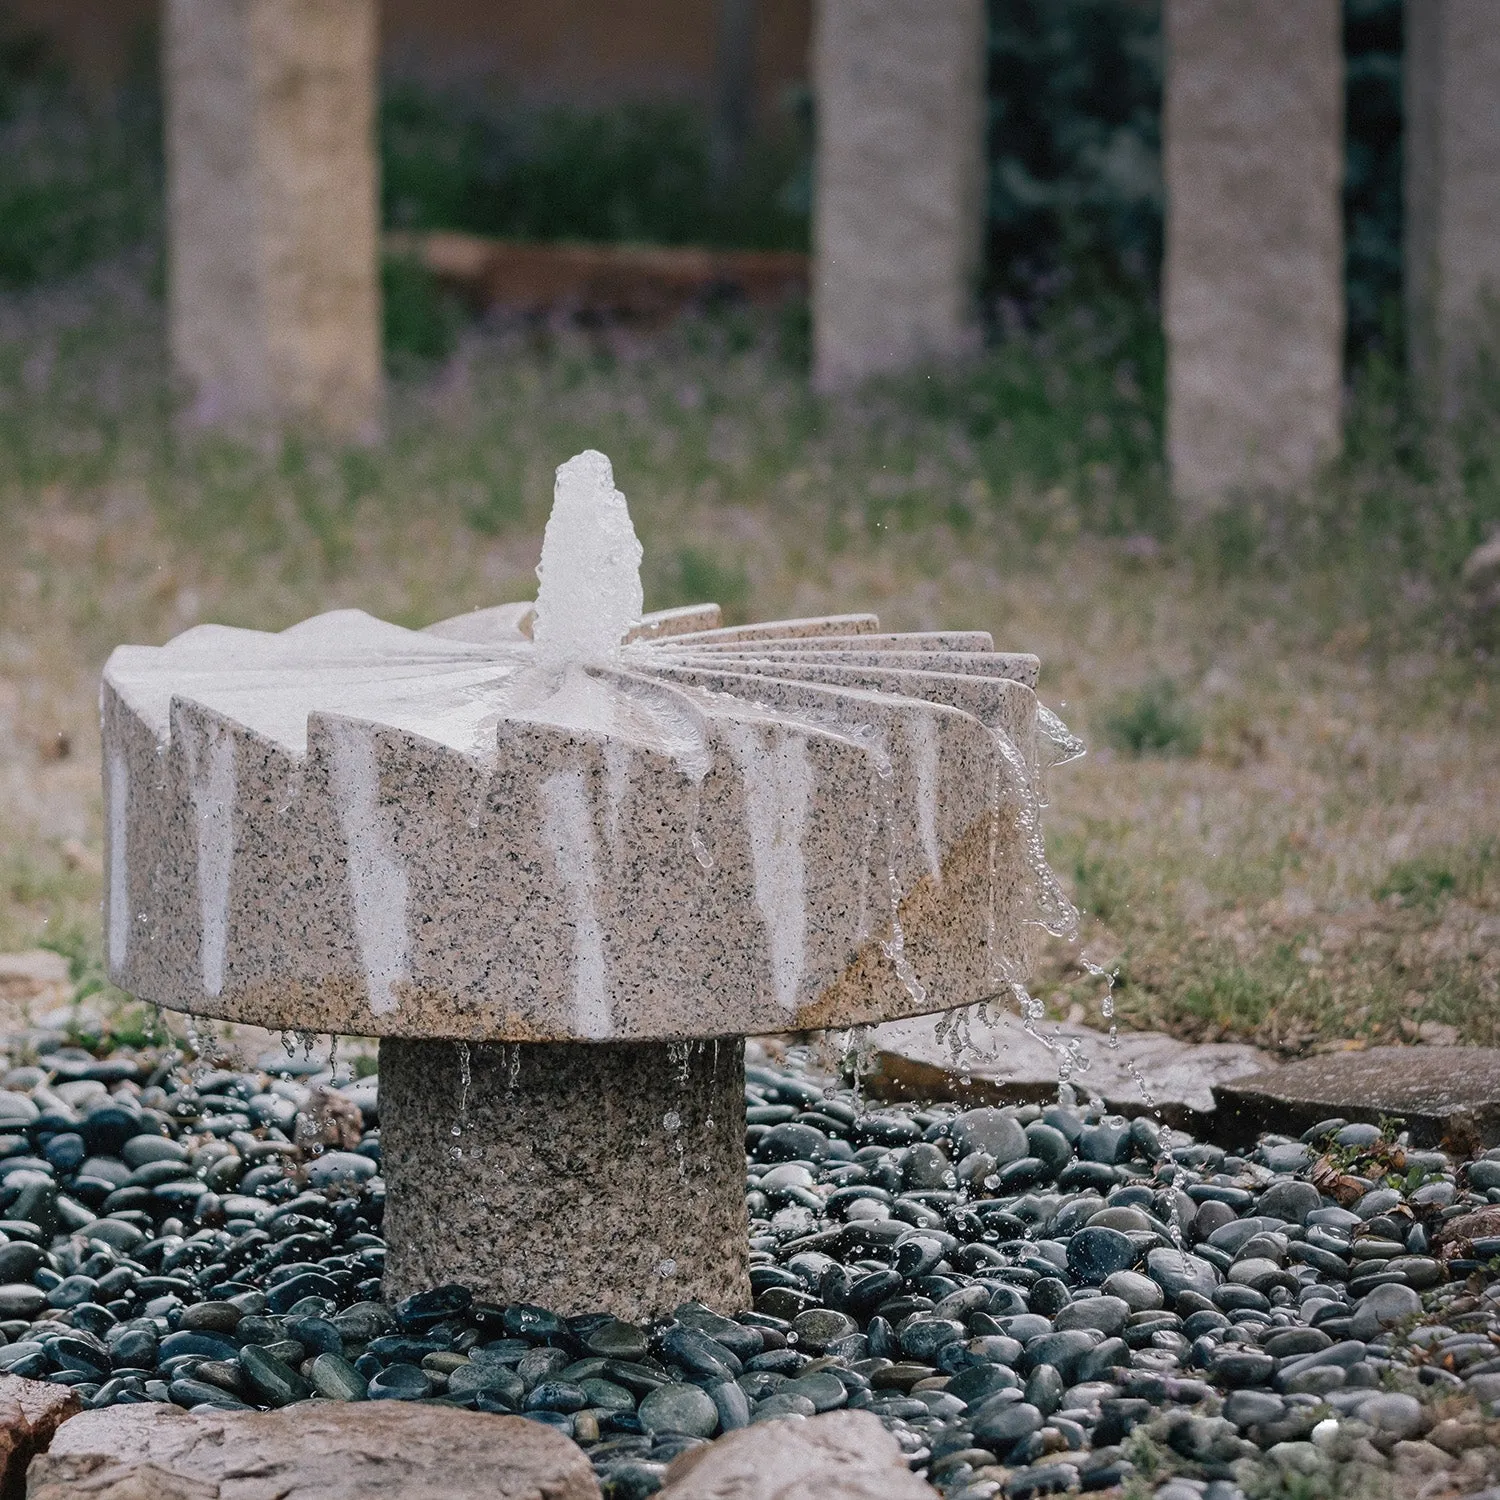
left=28, top=1402, right=601, bottom=1500
left=1216, top=1045, right=1500, bottom=1148
left=0, top=951, right=72, bottom=1034
left=657, top=1411, right=938, bottom=1500
left=865, top=1008, right=1272, bottom=1127
left=0, top=1375, right=78, bottom=1497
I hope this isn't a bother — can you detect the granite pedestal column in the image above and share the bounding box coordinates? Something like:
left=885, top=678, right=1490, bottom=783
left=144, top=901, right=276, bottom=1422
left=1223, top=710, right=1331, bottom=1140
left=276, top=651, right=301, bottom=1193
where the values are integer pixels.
left=163, top=0, right=384, bottom=440
left=812, top=0, right=987, bottom=391
left=1405, top=0, right=1500, bottom=415
left=380, top=1037, right=750, bottom=1321
left=1163, top=0, right=1345, bottom=509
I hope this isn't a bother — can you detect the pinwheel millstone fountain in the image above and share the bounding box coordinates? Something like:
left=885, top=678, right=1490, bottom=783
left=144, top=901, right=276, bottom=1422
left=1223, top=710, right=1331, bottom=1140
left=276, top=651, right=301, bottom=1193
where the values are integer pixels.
left=100, top=452, right=1066, bottom=1321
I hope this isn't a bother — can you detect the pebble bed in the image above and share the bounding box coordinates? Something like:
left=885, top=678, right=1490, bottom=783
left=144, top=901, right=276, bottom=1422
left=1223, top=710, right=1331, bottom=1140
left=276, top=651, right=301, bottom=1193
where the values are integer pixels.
left=0, top=1042, right=1499, bottom=1499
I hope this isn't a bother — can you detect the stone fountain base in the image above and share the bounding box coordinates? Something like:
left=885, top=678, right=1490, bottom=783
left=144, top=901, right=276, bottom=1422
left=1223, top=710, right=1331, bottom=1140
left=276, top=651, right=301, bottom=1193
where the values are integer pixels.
left=379, top=1036, right=750, bottom=1321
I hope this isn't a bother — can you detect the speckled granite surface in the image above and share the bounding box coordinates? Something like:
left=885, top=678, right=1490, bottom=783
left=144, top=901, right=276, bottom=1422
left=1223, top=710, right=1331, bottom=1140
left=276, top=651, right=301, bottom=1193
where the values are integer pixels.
left=100, top=603, right=1055, bottom=1042
left=380, top=1036, right=750, bottom=1317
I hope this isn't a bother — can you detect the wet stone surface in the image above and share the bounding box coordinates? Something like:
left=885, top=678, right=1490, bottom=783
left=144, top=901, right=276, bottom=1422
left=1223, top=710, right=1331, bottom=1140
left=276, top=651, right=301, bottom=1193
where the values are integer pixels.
left=1, top=1040, right=1500, bottom=1498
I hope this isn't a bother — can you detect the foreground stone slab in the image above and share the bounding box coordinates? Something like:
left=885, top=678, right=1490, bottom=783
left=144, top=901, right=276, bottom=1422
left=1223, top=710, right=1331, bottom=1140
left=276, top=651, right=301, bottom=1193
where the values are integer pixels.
left=812, top=0, right=986, bottom=389
left=865, top=1008, right=1271, bottom=1128
left=1163, top=0, right=1344, bottom=505
left=164, top=0, right=383, bottom=438
left=0, top=1376, right=78, bottom=1497
left=1216, top=1046, right=1500, bottom=1150
left=658, top=1411, right=939, bottom=1500
left=28, top=1401, right=600, bottom=1500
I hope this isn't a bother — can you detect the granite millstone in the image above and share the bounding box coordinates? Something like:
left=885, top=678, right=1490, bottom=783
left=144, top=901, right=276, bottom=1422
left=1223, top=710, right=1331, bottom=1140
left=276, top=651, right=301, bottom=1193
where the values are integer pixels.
left=380, top=1037, right=749, bottom=1320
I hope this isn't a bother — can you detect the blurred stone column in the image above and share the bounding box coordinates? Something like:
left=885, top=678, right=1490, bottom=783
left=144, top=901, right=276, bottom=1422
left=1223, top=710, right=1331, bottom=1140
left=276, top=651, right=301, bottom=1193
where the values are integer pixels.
left=1163, top=0, right=1344, bottom=508
left=812, top=0, right=987, bottom=391
left=164, top=0, right=384, bottom=441
left=1405, top=0, right=1500, bottom=415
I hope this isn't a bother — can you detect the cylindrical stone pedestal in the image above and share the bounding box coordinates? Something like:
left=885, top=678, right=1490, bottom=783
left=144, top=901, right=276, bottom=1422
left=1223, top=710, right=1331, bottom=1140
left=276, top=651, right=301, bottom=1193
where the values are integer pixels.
left=380, top=1037, right=749, bottom=1323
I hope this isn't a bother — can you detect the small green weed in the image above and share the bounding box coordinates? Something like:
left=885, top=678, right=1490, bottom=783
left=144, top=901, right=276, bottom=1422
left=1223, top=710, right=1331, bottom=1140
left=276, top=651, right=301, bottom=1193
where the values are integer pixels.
left=1377, top=840, right=1496, bottom=908
left=1100, top=676, right=1203, bottom=757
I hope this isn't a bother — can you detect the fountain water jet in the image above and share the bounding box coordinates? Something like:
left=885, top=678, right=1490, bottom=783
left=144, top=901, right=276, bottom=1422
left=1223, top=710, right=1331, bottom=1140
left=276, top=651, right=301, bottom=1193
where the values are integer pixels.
left=100, top=450, right=1072, bottom=1319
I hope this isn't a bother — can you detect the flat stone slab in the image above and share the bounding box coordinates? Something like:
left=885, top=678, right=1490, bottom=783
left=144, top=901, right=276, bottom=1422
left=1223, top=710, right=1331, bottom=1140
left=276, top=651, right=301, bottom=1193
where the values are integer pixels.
left=1215, top=1046, right=1500, bottom=1149
left=865, top=1009, right=1273, bottom=1127
left=29, top=1400, right=601, bottom=1500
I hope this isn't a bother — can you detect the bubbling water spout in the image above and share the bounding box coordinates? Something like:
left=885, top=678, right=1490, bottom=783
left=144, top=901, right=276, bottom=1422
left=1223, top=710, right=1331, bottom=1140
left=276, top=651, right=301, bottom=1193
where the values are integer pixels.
left=531, top=451, right=644, bottom=672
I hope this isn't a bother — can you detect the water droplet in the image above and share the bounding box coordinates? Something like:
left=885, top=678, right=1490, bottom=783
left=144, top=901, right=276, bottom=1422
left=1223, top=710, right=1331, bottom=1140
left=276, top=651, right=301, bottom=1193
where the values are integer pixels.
left=662, top=1110, right=681, bottom=1133
left=656, top=1258, right=677, bottom=1278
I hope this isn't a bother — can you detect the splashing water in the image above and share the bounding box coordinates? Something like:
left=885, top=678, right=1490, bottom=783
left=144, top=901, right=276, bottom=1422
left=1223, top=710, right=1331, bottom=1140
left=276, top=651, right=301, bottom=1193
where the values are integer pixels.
left=531, top=451, right=643, bottom=673
left=451, top=1041, right=472, bottom=1159
left=1079, top=953, right=1160, bottom=1114
left=840, top=1024, right=875, bottom=1106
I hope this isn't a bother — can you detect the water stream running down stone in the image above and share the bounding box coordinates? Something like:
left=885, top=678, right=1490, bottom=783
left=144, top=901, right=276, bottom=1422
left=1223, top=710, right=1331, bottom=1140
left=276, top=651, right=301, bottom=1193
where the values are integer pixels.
left=98, top=447, right=1080, bottom=1318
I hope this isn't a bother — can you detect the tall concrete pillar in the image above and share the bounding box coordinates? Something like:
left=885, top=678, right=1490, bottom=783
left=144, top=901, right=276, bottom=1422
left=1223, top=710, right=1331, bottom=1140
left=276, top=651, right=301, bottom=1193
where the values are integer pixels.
left=1405, top=0, right=1500, bottom=415
left=812, top=0, right=986, bottom=391
left=1163, top=0, right=1344, bottom=507
left=164, top=0, right=384, bottom=441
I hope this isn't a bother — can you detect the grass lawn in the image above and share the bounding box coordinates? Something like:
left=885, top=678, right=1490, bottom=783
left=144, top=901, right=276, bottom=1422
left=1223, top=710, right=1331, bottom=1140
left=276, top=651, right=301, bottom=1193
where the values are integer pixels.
left=0, top=258, right=1495, bottom=1055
